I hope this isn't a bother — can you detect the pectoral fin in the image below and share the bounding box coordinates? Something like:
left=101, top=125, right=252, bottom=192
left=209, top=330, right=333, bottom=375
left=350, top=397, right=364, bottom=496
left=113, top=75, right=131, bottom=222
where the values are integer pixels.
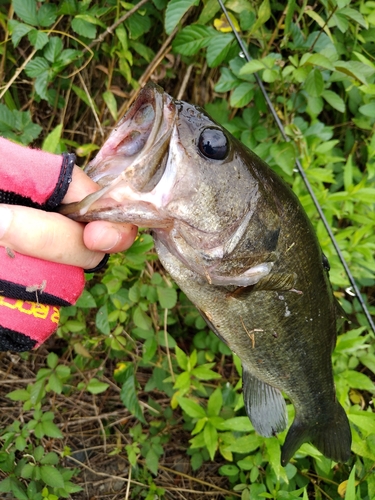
left=242, top=367, right=287, bottom=437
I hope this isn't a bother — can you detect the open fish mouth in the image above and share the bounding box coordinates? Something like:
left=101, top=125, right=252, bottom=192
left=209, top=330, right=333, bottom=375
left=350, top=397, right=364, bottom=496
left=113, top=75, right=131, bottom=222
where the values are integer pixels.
left=60, top=83, right=177, bottom=224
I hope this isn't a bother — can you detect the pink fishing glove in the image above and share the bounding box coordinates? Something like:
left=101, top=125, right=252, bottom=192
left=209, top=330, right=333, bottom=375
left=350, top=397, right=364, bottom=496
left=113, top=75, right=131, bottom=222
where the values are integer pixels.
left=0, top=138, right=85, bottom=351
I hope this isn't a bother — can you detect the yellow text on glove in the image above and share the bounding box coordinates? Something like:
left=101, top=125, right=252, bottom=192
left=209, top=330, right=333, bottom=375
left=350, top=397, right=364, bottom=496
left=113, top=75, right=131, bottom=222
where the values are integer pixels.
left=0, top=296, right=60, bottom=323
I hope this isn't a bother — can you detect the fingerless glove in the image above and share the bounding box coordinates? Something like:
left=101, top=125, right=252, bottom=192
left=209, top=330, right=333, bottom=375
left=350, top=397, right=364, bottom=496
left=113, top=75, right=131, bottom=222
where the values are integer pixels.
left=0, top=138, right=85, bottom=351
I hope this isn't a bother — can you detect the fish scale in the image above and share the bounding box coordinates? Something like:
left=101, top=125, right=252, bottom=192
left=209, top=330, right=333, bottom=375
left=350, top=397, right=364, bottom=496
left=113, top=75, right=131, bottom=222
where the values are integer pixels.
left=60, top=82, right=352, bottom=465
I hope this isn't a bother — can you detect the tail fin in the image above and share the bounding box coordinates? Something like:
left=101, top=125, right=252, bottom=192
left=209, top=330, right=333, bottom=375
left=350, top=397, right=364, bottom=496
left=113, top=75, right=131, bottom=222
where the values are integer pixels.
left=281, top=401, right=351, bottom=465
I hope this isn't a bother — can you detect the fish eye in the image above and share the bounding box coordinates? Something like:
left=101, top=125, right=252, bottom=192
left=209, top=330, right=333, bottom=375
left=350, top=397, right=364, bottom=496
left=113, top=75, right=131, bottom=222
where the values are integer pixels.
left=198, top=128, right=228, bottom=160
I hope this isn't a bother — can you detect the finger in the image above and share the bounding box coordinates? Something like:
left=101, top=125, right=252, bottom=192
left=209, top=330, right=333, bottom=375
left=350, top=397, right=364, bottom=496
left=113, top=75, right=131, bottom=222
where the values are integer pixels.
left=63, top=166, right=99, bottom=203
left=0, top=204, right=105, bottom=270
left=83, top=221, right=138, bottom=252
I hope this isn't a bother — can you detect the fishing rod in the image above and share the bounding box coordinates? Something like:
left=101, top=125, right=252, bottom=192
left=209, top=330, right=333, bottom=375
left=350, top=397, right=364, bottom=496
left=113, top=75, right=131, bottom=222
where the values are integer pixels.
left=217, top=0, right=375, bottom=335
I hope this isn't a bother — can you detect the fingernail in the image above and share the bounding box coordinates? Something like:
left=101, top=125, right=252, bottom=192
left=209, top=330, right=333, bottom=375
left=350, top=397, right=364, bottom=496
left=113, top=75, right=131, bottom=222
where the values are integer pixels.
left=0, top=206, right=12, bottom=239
left=95, top=230, right=121, bottom=251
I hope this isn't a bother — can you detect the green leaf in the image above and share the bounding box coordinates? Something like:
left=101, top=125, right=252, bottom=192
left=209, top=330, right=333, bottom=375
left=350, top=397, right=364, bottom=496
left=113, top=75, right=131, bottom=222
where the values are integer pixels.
left=250, top=0, right=271, bottom=33
left=133, top=305, right=152, bottom=330
left=207, top=387, right=223, bottom=417
left=191, top=365, right=221, bottom=380
left=300, top=53, right=334, bottom=71
left=206, top=33, right=234, bottom=67
left=37, top=3, right=58, bottom=27
left=96, top=304, right=110, bottom=334
left=44, top=37, right=64, bottom=64
left=172, top=24, right=213, bottom=55
left=75, top=290, right=96, bottom=308
left=13, top=0, right=38, bottom=26
left=40, top=465, right=65, bottom=489
left=203, top=422, right=218, bottom=460
left=304, top=68, right=324, bottom=97
left=230, top=82, right=254, bottom=108
left=358, top=102, right=375, bottom=117
left=25, top=57, right=50, bottom=77
left=240, top=59, right=266, bottom=75
left=102, top=91, right=118, bottom=121
left=217, top=417, right=253, bottom=432
left=145, top=447, right=159, bottom=475
left=344, top=465, right=356, bottom=500
left=175, top=345, right=188, bottom=370
left=157, top=286, right=177, bottom=309
left=8, top=20, right=33, bottom=47
left=71, top=17, right=97, bottom=38
left=126, top=12, right=151, bottom=40
left=343, top=370, right=375, bottom=391
left=6, top=389, right=30, bottom=401
left=165, top=0, right=200, bottom=35
left=40, top=452, right=59, bottom=466
left=270, top=142, right=296, bottom=175
left=177, top=397, right=206, bottom=419
left=28, top=29, right=49, bottom=50
left=322, top=90, right=346, bottom=113
left=42, top=124, right=63, bottom=153
left=47, top=352, right=59, bottom=369
left=120, top=365, right=145, bottom=423
left=41, top=420, right=63, bottom=439
left=86, top=378, right=110, bottom=394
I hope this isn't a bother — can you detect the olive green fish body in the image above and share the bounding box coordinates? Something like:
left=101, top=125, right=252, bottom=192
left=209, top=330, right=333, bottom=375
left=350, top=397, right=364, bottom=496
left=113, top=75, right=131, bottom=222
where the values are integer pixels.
left=61, top=83, right=351, bottom=464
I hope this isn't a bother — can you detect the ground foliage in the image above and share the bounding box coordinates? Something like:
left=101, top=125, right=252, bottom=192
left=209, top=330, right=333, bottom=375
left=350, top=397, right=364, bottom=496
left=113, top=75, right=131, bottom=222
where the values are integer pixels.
left=0, top=0, right=374, bottom=498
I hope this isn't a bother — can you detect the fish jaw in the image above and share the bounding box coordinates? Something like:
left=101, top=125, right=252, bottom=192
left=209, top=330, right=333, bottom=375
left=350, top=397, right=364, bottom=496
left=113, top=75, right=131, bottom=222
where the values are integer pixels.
left=60, top=83, right=177, bottom=224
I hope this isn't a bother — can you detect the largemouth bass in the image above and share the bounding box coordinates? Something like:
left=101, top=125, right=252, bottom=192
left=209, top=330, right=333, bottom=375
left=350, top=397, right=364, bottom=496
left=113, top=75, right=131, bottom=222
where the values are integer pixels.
left=61, top=83, right=351, bottom=465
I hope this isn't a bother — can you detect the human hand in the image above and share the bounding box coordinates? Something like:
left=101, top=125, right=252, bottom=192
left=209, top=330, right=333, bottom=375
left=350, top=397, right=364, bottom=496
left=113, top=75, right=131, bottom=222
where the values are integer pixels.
left=0, top=138, right=137, bottom=351
left=0, top=166, right=137, bottom=270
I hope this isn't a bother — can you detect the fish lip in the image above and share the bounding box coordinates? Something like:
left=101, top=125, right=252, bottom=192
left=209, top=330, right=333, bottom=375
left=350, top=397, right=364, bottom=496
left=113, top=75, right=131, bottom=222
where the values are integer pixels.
left=84, top=83, right=177, bottom=192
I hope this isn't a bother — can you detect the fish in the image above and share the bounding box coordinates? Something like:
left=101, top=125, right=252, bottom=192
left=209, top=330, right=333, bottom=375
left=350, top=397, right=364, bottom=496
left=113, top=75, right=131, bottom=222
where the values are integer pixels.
left=60, top=82, right=352, bottom=465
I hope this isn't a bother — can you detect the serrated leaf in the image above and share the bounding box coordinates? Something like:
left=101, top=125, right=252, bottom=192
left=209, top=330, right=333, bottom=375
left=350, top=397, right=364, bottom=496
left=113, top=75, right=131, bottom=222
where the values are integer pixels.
left=217, top=417, right=254, bottom=432
left=41, top=420, right=63, bottom=439
left=204, top=422, right=218, bottom=460
left=8, top=20, right=33, bottom=47
left=172, top=24, right=213, bottom=56
left=42, top=123, right=63, bottom=153
left=239, top=59, right=265, bottom=75
left=230, top=82, right=254, bottom=108
left=358, top=102, right=375, bottom=117
left=175, top=345, right=188, bottom=370
left=126, top=12, right=151, bottom=40
left=133, top=305, right=152, bottom=330
left=206, top=33, right=234, bottom=68
left=322, top=90, right=345, bottom=112
left=28, top=29, right=49, bottom=50
left=37, top=3, right=58, bottom=27
left=96, top=304, right=110, bottom=334
left=157, top=286, right=177, bottom=309
left=6, top=389, right=30, bottom=401
left=165, top=0, right=200, bottom=35
left=40, top=465, right=65, bottom=489
left=304, top=68, right=324, bottom=97
left=270, top=142, right=295, bottom=175
left=44, top=37, right=63, bottom=63
left=207, top=387, right=223, bottom=417
left=300, top=53, right=334, bottom=71
left=13, top=0, right=38, bottom=26
left=120, top=365, right=145, bottom=423
left=86, top=378, right=110, bottom=394
left=75, top=289, right=96, bottom=308
left=177, top=397, right=206, bottom=419
left=25, top=57, right=50, bottom=77
left=71, top=17, right=97, bottom=39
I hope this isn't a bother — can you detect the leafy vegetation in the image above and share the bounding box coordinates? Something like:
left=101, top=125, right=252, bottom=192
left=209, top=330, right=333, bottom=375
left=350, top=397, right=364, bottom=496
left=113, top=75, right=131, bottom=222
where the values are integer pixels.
left=0, top=0, right=375, bottom=498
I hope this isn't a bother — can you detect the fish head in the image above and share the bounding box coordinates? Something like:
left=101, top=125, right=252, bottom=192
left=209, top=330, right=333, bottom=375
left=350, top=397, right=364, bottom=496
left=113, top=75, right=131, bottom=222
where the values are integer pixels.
left=61, top=83, right=280, bottom=283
